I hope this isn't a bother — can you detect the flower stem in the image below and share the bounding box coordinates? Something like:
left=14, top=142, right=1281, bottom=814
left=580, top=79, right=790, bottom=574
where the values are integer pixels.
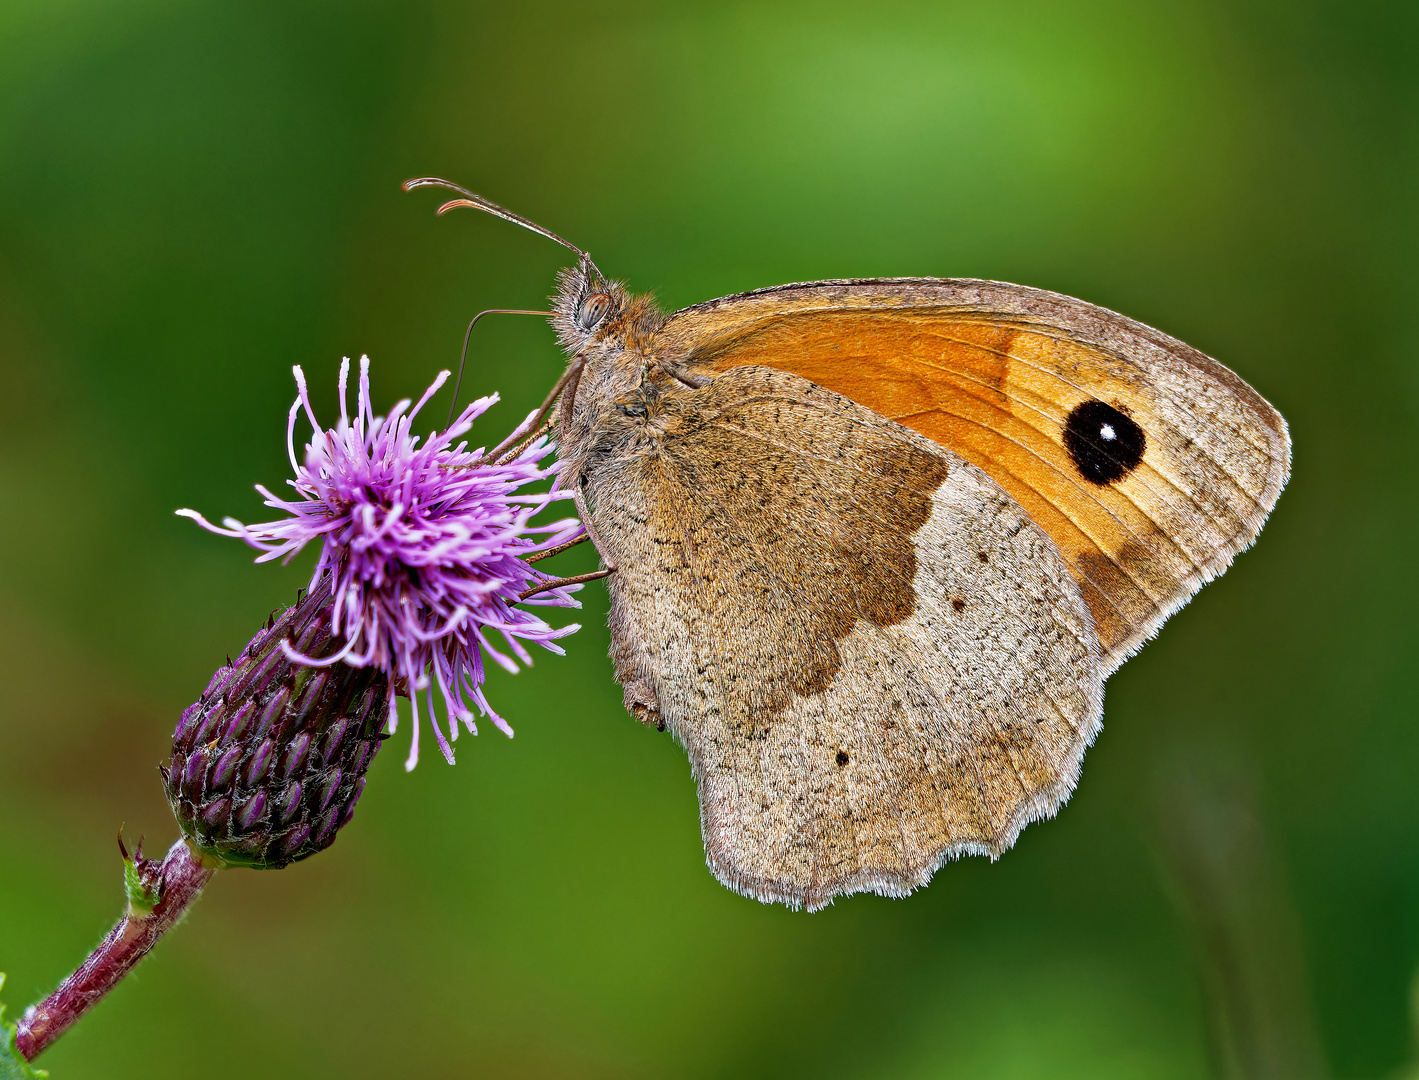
left=15, top=838, right=215, bottom=1062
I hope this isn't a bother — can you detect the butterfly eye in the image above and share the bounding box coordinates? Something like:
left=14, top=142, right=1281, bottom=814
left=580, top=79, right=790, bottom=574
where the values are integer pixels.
left=576, top=292, right=614, bottom=331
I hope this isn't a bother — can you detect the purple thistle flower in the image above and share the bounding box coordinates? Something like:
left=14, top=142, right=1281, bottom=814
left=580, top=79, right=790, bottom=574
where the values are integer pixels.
left=179, top=356, right=583, bottom=770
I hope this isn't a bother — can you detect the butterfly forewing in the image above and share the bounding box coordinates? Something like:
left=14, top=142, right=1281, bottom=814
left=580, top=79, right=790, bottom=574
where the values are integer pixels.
left=654, top=279, right=1291, bottom=670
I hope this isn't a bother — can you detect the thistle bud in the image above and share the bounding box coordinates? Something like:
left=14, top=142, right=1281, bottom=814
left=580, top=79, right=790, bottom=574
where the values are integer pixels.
left=165, top=587, right=390, bottom=869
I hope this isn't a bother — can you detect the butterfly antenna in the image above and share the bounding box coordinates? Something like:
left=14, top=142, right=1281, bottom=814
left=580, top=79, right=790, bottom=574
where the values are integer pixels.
left=403, top=177, right=592, bottom=263
left=446, top=308, right=552, bottom=428
left=404, top=177, right=604, bottom=426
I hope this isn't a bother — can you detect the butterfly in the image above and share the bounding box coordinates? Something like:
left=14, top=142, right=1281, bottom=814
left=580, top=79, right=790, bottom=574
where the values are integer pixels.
left=407, top=179, right=1291, bottom=912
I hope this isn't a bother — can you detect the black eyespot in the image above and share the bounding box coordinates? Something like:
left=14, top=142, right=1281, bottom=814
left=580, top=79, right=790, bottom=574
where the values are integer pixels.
left=835, top=750, right=849, bottom=767
left=576, top=292, right=613, bottom=331
left=1063, top=400, right=1145, bottom=485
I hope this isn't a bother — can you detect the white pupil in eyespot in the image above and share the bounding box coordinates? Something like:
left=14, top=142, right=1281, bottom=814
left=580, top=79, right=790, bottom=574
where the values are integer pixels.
left=1099, top=423, right=1117, bottom=441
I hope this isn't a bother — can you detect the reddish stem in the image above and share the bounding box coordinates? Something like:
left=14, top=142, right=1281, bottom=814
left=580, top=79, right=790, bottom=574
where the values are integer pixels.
left=15, top=838, right=215, bottom=1062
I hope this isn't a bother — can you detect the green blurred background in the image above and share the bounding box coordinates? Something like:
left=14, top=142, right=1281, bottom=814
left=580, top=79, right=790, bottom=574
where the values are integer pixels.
left=0, top=1, right=1414, bottom=1076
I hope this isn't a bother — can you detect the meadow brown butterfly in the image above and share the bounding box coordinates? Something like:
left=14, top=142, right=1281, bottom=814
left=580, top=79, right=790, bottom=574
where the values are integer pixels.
left=407, top=179, right=1291, bottom=912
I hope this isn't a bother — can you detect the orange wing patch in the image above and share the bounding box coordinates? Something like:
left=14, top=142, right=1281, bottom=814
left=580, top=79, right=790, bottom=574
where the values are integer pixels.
left=687, top=310, right=1261, bottom=666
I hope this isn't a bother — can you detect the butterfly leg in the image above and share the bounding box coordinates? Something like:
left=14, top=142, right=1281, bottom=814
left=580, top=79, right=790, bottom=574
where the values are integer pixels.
left=518, top=478, right=617, bottom=601
left=538, top=352, right=620, bottom=595
left=518, top=486, right=617, bottom=599
left=519, top=567, right=614, bottom=600
left=568, top=485, right=618, bottom=568
left=524, top=532, right=592, bottom=563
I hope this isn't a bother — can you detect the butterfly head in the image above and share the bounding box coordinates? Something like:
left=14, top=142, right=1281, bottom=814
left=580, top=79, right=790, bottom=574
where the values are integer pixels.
left=550, top=255, right=662, bottom=358
left=551, top=256, right=622, bottom=348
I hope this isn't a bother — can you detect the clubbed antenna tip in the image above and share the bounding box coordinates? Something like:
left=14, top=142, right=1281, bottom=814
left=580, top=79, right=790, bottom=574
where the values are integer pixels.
left=402, top=175, right=593, bottom=265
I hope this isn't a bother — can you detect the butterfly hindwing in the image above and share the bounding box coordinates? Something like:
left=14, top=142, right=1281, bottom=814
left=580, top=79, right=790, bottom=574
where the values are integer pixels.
left=586, top=366, right=1101, bottom=910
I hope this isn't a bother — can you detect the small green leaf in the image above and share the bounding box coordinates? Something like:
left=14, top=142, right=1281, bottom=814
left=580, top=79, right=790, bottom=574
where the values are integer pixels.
left=0, top=975, right=49, bottom=1080
left=122, top=855, right=160, bottom=915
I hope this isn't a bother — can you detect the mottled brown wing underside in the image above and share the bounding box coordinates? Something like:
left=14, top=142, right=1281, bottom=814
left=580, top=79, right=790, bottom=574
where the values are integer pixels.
left=656, top=279, right=1291, bottom=670
left=590, top=368, right=1102, bottom=910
